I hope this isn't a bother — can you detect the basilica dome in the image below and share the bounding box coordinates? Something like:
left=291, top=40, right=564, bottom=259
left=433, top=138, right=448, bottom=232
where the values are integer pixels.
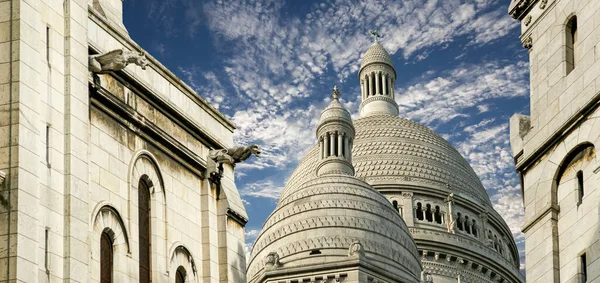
left=246, top=174, right=422, bottom=282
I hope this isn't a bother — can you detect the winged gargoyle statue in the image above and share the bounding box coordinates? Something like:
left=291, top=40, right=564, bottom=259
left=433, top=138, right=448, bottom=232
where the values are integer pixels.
left=89, top=49, right=148, bottom=85
left=206, top=144, right=261, bottom=182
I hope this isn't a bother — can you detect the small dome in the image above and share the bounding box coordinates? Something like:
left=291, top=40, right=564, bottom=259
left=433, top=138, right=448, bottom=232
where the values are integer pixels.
left=360, top=41, right=394, bottom=70
left=246, top=174, right=422, bottom=282
left=319, top=98, right=352, bottom=125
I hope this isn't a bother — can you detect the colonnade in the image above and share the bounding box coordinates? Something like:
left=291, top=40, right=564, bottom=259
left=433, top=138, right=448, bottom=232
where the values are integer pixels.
left=361, top=72, right=394, bottom=99
left=319, top=132, right=352, bottom=162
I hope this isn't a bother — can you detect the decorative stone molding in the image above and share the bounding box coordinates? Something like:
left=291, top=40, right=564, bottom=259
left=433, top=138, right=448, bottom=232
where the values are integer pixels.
left=508, top=0, right=535, bottom=20
left=0, top=170, right=5, bottom=185
left=540, top=0, right=547, bottom=9
left=524, top=15, right=532, bottom=26
left=265, top=252, right=282, bottom=270
left=348, top=241, right=365, bottom=259
left=522, top=36, right=533, bottom=50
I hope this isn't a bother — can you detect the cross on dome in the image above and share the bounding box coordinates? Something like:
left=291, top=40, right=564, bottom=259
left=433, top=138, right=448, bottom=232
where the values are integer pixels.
left=332, top=85, right=341, bottom=100
left=370, top=30, right=381, bottom=42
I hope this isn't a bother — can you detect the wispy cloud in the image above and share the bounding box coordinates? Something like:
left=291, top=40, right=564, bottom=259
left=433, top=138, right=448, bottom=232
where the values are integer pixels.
left=239, top=180, right=284, bottom=200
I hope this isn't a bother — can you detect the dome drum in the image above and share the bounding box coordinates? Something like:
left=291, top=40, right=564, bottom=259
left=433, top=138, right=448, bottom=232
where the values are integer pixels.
left=359, top=96, right=400, bottom=117
left=316, top=157, right=354, bottom=176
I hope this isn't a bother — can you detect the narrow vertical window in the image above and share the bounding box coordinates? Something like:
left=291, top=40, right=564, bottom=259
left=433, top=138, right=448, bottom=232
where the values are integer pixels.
left=577, top=170, right=584, bottom=205
left=138, top=180, right=151, bottom=283
left=44, top=228, right=50, bottom=274
left=101, top=232, right=113, bottom=283
left=566, top=16, right=578, bottom=74
left=46, top=125, right=51, bottom=168
left=392, top=200, right=399, bottom=213
left=46, top=26, right=51, bottom=64
left=176, top=266, right=186, bottom=283
left=416, top=203, right=424, bottom=220
left=425, top=204, right=433, bottom=222
left=472, top=220, right=478, bottom=237
left=457, top=213, right=463, bottom=231
left=434, top=206, right=442, bottom=224
left=465, top=216, right=471, bottom=234
left=581, top=253, right=587, bottom=282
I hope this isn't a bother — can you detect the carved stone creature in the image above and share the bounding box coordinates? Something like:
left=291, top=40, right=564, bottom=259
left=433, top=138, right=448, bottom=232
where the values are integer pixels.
left=89, top=49, right=148, bottom=74
left=421, top=271, right=434, bottom=283
left=209, top=144, right=261, bottom=165
left=265, top=252, right=281, bottom=269
left=348, top=241, right=365, bottom=258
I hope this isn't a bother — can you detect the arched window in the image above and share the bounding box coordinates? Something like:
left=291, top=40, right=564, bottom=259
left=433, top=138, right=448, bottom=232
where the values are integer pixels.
left=425, top=204, right=433, bottom=222
left=465, top=216, right=471, bottom=234
left=176, top=266, right=186, bottom=283
left=100, top=231, right=113, bottom=283
left=472, top=220, right=478, bottom=237
left=457, top=213, right=463, bottom=231
left=434, top=206, right=442, bottom=224
left=416, top=203, right=424, bottom=220
left=138, top=180, right=151, bottom=283
left=392, top=200, right=399, bottom=213
left=566, top=16, right=578, bottom=74
left=577, top=170, right=584, bottom=205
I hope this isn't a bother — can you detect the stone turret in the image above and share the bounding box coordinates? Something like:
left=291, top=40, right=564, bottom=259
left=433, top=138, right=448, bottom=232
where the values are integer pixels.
left=316, top=86, right=355, bottom=177
left=358, top=32, right=399, bottom=117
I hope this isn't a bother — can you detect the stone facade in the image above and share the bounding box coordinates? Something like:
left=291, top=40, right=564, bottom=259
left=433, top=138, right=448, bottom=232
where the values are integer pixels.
left=0, top=0, right=247, bottom=282
left=509, top=0, right=600, bottom=282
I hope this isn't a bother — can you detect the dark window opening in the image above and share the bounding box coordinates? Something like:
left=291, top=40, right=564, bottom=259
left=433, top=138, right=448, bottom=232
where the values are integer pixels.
left=392, top=200, right=399, bottom=212
left=472, top=220, right=478, bottom=237
left=577, top=170, right=584, bottom=206
left=434, top=206, right=442, bottom=224
left=457, top=213, right=463, bottom=231
left=101, top=232, right=113, bottom=283
left=138, top=180, right=151, bottom=283
left=416, top=203, right=424, bottom=220
left=566, top=16, right=578, bottom=74
left=425, top=204, right=433, bottom=222
left=310, top=249, right=322, bottom=255
left=176, top=266, right=186, bottom=283
left=581, top=253, right=587, bottom=283
left=465, top=216, right=471, bottom=234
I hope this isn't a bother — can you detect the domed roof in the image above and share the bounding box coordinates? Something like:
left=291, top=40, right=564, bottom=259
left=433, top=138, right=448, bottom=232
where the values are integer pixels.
left=283, top=114, right=491, bottom=205
left=360, top=41, right=394, bottom=70
left=247, top=174, right=422, bottom=282
left=318, top=95, right=352, bottom=125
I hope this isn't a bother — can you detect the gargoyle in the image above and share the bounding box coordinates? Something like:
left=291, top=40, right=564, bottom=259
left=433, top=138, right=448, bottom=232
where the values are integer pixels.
left=89, top=49, right=149, bottom=74
left=348, top=241, right=365, bottom=258
left=206, top=144, right=261, bottom=182
left=265, top=252, right=281, bottom=269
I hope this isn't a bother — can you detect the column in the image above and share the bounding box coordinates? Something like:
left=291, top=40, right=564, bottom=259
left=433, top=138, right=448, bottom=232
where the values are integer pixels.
left=375, top=73, right=380, bottom=95
left=387, top=76, right=392, bottom=97
left=329, top=132, right=335, bottom=157
left=337, top=132, right=343, bottom=157
left=344, top=136, right=349, bottom=160
left=361, top=80, right=365, bottom=100
left=382, top=74, right=388, bottom=96
left=319, top=138, right=324, bottom=159
left=369, top=73, right=374, bottom=97
left=391, top=79, right=395, bottom=98
left=348, top=139, right=353, bottom=164
left=324, top=134, right=329, bottom=158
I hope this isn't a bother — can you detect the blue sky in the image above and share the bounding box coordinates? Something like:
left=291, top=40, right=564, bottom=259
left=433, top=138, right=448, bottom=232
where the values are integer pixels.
left=124, top=0, right=530, bottom=273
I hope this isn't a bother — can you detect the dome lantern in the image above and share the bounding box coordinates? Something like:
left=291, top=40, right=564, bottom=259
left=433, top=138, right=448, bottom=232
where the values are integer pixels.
left=359, top=31, right=400, bottom=117
left=316, top=86, right=355, bottom=177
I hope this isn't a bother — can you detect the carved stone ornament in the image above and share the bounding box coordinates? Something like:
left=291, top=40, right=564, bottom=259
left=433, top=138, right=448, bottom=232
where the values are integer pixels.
left=89, top=49, right=149, bottom=74
left=421, top=271, right=434, bottom=283
left=265, top=252, right=281, bottom=269
left=445, top=192, right=454, bottom=203
left=206, top=144, right=261, bottom=181
left=524, top=15, right=532, bottom=26
left=522, top=36, right=533, bottom=50
left=447, top=219, right=457, bottom=233
left=0, top=170, right=5, bottom=185
left=540, top=0, right=547, bottom=9
left=348, top=241, right=365, bottom=258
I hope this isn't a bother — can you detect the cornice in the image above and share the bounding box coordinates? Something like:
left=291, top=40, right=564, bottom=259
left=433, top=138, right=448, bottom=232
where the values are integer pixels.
left=88, top=8, right=236, bottom=132
left=508, top=0, right=538, bottom=20
left=226, top=208, right=248, bottom=226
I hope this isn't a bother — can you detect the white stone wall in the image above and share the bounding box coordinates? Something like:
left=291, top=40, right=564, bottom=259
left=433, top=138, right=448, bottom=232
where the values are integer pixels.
left=0, top=0, right=248, bottom=282
left=510, top=0, right=600, bottom=282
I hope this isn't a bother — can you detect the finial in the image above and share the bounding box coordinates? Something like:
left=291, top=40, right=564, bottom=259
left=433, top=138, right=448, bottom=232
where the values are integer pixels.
left=370, top=30, right=381, bottom=42
left=332, top=85, right=341, bottom=100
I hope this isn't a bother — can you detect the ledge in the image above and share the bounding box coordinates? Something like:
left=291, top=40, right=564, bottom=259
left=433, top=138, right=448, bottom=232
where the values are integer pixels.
left=508, top=0, right=538, bottom=20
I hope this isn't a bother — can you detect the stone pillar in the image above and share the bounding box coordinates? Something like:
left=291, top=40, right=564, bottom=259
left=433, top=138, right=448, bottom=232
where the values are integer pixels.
left=361, top=80, right=366, bottom=100
left=319, top=138, right=324, bottom=159
left=324, top=133, right=329, bottom=158
left=391, top=79, right=395, bottom=98
left=369, top=73, right=374, bottom=97
left=348, top=139, right=353, bottom=164
left=401, top=192, right=414, bottom=226
left=330, top=132, right=335, bottom=157
left=382, top=74, right=388, bottom=96
left=375, top=73, right=380, bottom=95
left=387, top=76, right=392, bottom=97
left=337, top=132, right=343, bottom=157
left=344, top=136, right=349, bottom=160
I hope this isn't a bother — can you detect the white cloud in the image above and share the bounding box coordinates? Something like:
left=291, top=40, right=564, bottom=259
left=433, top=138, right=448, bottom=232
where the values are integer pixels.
left=239, top=180, right=284, bottom=200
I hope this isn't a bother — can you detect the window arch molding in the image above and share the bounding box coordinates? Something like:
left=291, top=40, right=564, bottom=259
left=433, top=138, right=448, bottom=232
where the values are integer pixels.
left=564, top=13, right=578, bottom=75
left=168, top=243, right=199, bottom=283
left=128, top=150, right=169, bottom=280
left=90, top=204, right=131, bottom=282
